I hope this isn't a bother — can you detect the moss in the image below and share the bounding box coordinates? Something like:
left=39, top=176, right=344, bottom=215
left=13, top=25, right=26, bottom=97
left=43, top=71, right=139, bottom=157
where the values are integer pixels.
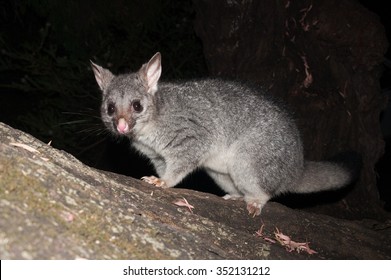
left=1, top=154, right=176, bottom=259
left=0, top=157, right=57, bottom=215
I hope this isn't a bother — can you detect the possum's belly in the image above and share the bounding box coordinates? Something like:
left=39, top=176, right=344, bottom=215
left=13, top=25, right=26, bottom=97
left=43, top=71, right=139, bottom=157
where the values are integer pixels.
left=202, top=149, right=233, bottom=174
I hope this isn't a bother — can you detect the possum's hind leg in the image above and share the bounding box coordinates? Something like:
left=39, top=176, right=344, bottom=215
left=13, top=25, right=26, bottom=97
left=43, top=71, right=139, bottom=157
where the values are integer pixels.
left=206, top=170, right=243, bottom=199
left=228, top=163, right=272, bottom=216
left=244, top=192, right=271, bottom=217
left=207, top=167, right=270, bottom=216
left=228, top=151, right=274, bottom=217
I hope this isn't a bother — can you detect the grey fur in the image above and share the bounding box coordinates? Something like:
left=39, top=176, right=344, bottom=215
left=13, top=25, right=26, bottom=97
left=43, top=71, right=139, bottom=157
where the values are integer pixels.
left=92, top=52, right=355, bottom=216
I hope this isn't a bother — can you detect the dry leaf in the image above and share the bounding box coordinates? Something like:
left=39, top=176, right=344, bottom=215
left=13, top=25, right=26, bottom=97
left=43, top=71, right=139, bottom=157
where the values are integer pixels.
left=263, top=237, right=277, bottom=243
left=255, top=224, right=276, bottom=243
left=301, top=55, right=313, bottom=88
left=274, top=228, right=317, bottom=254
left=256, top=225, right=317, bottom=254
left=10, top=142, right=40, bottom=154
left=60, top=211, right=75, bottom=222
left=173, top=197, right=194, bottom=213
left=10, top=142, right=50, bottom=162
left=255, top=224, right=265, bottom=237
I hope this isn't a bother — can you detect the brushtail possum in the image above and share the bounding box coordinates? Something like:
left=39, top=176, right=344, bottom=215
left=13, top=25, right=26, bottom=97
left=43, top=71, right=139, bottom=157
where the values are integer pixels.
left=91, top=52, right=357, bottom=216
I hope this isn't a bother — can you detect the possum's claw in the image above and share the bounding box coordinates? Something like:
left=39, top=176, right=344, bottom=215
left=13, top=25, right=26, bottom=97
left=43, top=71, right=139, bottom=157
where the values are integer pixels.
left=141, top=176, right=167, bottom=188
left=246, top=201, right=263, bottom=217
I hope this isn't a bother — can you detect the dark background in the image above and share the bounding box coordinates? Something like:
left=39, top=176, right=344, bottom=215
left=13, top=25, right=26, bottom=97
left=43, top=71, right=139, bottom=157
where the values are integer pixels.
left=0, top=0, right=390, bottom=214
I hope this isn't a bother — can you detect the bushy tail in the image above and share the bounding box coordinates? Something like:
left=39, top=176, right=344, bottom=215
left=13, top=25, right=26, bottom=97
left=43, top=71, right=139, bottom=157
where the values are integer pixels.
left=294, top=152, right=361, bottom=194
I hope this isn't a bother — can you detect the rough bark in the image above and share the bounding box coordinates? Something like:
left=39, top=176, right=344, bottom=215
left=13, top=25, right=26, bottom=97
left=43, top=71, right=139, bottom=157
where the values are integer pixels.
left=193, top=0, right=388, bottom=219
left=1, top=122, right=390, bottom=259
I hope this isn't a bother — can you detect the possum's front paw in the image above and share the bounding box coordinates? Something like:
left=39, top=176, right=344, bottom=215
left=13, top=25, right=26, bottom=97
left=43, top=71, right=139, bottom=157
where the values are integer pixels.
left=141, top=176, right=167, bottom=188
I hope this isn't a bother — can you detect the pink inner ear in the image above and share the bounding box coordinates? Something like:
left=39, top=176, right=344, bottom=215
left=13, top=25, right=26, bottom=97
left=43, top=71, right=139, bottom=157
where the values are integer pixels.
left=146, top=54, right=161, bottom=93
left=91, top=62, right=114, bottom=91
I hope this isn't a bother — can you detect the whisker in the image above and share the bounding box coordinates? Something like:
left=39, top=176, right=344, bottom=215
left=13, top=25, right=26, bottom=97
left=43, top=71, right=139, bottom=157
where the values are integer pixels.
left=59, top=120, right=91, bottom=125
left=76, top=138, right=107, bottom=157
left=62, top=111, right=102, bottom=120
left=77, top=127, right=106, bottom=135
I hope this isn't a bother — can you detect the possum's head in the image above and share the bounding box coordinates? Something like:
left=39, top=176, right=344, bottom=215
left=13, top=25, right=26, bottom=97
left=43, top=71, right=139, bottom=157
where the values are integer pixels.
left=91, top=52, right=161, bottom=138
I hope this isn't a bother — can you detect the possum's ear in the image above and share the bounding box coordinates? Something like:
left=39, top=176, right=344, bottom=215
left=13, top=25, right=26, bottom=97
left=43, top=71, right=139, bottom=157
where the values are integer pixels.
left=139, top=52, right=162, bottom=95
left=90, top=61, right=115, bottom=92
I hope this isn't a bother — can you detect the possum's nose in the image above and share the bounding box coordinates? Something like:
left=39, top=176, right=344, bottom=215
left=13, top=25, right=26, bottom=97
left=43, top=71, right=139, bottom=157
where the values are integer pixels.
left=117, top=118, right=129, bottom=134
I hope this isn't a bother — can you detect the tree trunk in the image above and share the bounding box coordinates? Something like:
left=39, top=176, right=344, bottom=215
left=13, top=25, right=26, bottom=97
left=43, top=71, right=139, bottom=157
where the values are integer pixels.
left=1, top=122, right=390, bottom=259
left=193, top=0, right=388, bottom=219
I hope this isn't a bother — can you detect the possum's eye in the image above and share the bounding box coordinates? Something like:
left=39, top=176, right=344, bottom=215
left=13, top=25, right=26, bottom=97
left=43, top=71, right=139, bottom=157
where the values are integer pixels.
left=132, top=100, right=143, bottom=113
left=107, top=102, right=116, bottom=115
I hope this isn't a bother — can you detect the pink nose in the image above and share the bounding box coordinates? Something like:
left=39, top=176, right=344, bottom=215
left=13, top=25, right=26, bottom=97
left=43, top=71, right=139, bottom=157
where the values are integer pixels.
left=117, top=118, right=129, bottom=134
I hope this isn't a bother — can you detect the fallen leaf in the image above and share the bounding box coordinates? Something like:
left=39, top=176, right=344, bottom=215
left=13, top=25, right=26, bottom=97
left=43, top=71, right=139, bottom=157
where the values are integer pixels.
left=10, top=142, right=40, bottom=154
left=274, top=228, right=317, bottom=254
left=255, top=224, right=265, bottom=237
left=263, top=237, right=277, bottom=244
left=173, top=197, right=194, bottom=213
left=60, top=211, right=75, bottom=222
left=255, top=224, right=276, bottom=243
